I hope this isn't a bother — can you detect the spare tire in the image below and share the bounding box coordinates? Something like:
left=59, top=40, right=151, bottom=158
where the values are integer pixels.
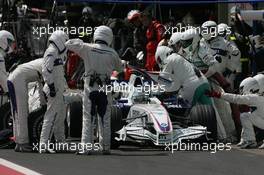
left=189, top=105, right=217, bottom=141
left=111, top=105, right=123, bottom=149
left=0, top=103, right=12, bottom=131
left=67, top=102, right=82, bottom=138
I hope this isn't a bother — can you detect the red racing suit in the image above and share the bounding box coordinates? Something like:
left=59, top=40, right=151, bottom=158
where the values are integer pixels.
left=145, top=20, right=165, bottom=71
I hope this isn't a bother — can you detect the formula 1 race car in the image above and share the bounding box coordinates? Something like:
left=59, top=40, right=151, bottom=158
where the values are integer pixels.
left=107, top=72, right=217, bottom=148
left=113, top=96, right=208, bottom=147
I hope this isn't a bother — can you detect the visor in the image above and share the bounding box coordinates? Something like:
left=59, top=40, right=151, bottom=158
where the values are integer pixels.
left=201, top=26, right=217, bottom=36
left=181, top=38, right=193, bottom=49
left=6, top=38, right=15, bottom=53
left=156, top=56, right=162, bottom=66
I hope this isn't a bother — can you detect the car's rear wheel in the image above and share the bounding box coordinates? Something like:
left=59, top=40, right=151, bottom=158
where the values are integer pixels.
left=67, top=102, right=82, bottom=138
left=0, top=103, right=12, bottom=131
left=111, top=105, right=123, bottom=149
left=189, top=104, right=217, bottom=141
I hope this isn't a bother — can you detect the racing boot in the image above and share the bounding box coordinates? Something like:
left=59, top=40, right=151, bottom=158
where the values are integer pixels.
left=76, top=150, right=92, bottom=155
left=258, top=141, right=264, bottom=149
left=38, top=144, right=56, bottom=154
left=239, top=140, right=257, bottom=149
left=39, top=148, right=56, bottom=154
left=236, top=140, right=244, bottom=147
left=14, top=143, right=33, bottom=152
left=75, top=144, right=93, bottom=155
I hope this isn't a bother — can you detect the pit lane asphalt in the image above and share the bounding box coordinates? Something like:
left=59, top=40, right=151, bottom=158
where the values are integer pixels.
left=1, top=145, right=264, bottom=175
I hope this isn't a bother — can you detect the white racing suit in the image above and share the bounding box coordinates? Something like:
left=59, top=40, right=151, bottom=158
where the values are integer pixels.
left=0, top=50, right=8, bottom=106
left=40, top=45, right=67, bottom=145
left=201, top=36, right=241, bottom=89
left=7, top=58, right=44, bottom=144
left=159, top=53, right=212, bottom=106
left=221, top=93, right=264, bottom=142
left=183, top=45, right=228, bottom=140
left=66, top=39, right=123, bottom=152
left=201, top=37, right=241, bottom=142
left=183, top=41, right=218, bottom=74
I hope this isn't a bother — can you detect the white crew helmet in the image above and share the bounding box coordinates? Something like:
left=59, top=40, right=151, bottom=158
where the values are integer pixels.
left=201, top=20, right=217, bottom=41
left=127, top=10, right=141, bottom=21
left=49, top=30, right=69, bottom=54
left=169, top=32, right=182, bottom=47
left=93, top=25, right=113, bottom=46
left=239, top=77, right=260, bottom=95
left=0, top=30, right=15, bottom=53
left=82, top=6, right=93, bottom=15
left=180, top=28, right=200, bottom=54
left=253, top=74, right=264, bottom=94
left=155, top=46, right=173, bottom=69
left=218, top=23, right=229, bottom=37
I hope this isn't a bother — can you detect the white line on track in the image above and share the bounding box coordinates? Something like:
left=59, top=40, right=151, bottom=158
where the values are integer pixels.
left=0, top=158, right=42, bottom=175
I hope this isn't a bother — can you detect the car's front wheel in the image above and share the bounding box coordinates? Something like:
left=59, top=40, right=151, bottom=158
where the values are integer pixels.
left=189, top=104, right=217, bottom=141
left=111, top=105, right=123, bottom=149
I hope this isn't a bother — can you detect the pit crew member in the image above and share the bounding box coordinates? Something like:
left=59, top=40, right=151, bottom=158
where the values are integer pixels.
left=66, top=26, right=123, bottom=155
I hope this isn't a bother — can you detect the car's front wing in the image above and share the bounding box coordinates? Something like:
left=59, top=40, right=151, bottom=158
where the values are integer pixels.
left=115, top=126, right=208, bottom=146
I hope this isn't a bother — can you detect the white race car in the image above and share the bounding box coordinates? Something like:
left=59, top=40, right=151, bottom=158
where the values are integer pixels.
left=111, top=73, right=214, bottom=148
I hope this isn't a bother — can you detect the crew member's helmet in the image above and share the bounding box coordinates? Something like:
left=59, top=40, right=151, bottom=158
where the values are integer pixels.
left=253, top=74, right=264, bottom=95
left=180, top=28, right=200, bottom=54
left=155, top=46, right=173, bottom=69
left=169, top=32, right=182, bottom=47
left=201, top=20, right=218, bottom=41
left=93, top=25, right=113, bottom=46
left=217, top=23, right=229, bottom=37
left=0, top=30, right=15, bottom=53
left=49, top=30, right=69, bottom=54
left=239, top=77, right=260, bottom=95
left=127, top=10, right=141, bottom=21
left=82, top=6, right=93, bottom=15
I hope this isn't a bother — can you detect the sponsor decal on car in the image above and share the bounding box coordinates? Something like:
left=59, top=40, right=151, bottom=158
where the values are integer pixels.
left=160, top=123, right=168, bottom=128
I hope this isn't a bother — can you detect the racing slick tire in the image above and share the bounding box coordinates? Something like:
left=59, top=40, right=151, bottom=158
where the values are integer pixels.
left=67, top=102, right=82, bottom=138
left=189, top=105, right=217, bottom=141
left=111, top=105, right=123, bottom=149
left=0, top=103, right=12, bottom=131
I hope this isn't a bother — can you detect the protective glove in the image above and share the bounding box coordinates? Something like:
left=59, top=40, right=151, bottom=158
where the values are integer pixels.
left=205, top=90, right=222, bottom=98
left=223, top=68, right=233, bottom=78
left=48, top=83, right=56, bottom=97
left=214, top=55, right=222, bottom=63
left=193, top=67, right=202, bottom=78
